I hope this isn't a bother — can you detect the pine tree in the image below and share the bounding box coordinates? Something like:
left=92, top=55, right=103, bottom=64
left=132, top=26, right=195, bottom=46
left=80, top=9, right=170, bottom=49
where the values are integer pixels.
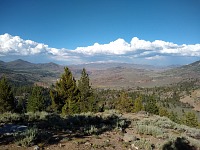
left=78, top=68, right=96, bottom=112
left=116, top=92, right=133, bottom=113
left=133, top=96, right=144, bottom=112
left=50, top=67, right=80, bottom=114
left=0, top=76, right=15, bottom=113
left=27, top=86, right=47, bottom=112
left=144, top=96, right=159, bottom=115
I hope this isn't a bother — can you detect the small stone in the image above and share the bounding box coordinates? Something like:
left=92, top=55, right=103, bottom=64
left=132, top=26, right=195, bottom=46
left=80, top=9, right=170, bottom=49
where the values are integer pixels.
left=131, top=143, right=139, bottom=150
left=34, top=145, right=39, bottom=150
left=85, top=142, right=91, bottom=146
left=123, top=133, right=137, bottom=142
left=59, top=143, right=65, bottom=147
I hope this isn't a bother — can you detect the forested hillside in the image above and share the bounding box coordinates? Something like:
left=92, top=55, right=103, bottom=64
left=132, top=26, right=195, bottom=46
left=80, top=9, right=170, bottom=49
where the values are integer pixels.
left=1, top=60, right=200, bottom=149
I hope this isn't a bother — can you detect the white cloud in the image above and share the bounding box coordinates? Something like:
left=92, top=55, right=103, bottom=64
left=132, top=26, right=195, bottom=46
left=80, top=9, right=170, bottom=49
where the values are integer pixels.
left=145, top=55, right=164, bottom=60
left=74, top=37, right=200, bottom=57
left=130, top=37, right=152, bottom=50
left=75, top=38, right=131, bottom=55
left=0, top=33, right=200, bottom=65
left=0, top=33, right=48, bottom=55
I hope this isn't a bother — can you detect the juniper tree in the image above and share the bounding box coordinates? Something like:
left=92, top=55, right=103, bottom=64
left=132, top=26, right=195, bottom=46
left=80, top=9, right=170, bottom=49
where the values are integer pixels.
left=50, top=67, right=80, bottom=114
left=0, top=76, right=15, bottom=113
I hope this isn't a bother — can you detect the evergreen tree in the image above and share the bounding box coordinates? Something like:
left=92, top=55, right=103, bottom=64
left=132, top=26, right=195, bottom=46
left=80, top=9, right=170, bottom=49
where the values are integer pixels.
left=182, top=111, right=198, bottom=128
left=159, top=107, right=169, bottom=117
left=27, top=86, right=47, bottom=112
left=16, top=97, right=26, bottom=113
left=169, top=111, right=180, bottom=123
left=144, top=96, right=159, bottom=115
left=50, top=67, right=80, bottom=114
left=0, top=76, right=15, bottom=113
left=78, top=68, right=96, bottom=112
left=116, top=92, right=133, bottom=112
left=133, top=96, right=144, bottom=113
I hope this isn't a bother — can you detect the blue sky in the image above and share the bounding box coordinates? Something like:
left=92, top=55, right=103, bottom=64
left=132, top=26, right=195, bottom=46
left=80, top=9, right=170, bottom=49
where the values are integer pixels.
left=0, top=0, right=200, bottom=65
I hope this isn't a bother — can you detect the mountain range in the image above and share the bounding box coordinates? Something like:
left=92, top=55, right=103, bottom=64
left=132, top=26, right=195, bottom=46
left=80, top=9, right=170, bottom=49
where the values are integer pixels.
left=0, top=59, right=199, bottom=88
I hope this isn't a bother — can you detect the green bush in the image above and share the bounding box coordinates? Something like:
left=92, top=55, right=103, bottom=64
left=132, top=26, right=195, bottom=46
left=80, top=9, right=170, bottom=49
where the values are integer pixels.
left=25, top=111, right=49, bottom=122
left=136, top=125, right=163, bottom=137
left=0, top=112, right=22, bottom=123
left=14, top=127, right=38, bottom=147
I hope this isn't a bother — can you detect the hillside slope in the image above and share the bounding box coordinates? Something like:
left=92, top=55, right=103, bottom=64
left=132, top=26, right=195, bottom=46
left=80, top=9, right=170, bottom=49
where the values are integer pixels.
left=0, top=111, right=200, bottom=150
left=0, top=59, right=64, bottom=86
left=0, top=59, right=200, bottom=88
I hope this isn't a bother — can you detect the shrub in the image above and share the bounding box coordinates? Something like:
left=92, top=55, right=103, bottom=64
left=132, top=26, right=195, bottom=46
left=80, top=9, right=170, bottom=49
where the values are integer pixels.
left=136, top=125, right=163, bottom=137
left=14, top=127, right=38, bottom=147
left=87, top=125, right=99, bottom=135
left=0, top=112, right=22, bottom=123
left=132, top=139, right=153, bottom=150
left=25, top=111, right=49, bottom=122
left=161, top=137, right=196, bottom=150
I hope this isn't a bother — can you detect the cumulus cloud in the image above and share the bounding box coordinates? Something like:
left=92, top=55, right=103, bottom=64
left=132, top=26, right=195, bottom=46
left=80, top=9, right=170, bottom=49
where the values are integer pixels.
left=0, top=33, right=48, bottom=55
left=75, top=38, right=131, bottom=55
left=74, top=37, right=200, bottom=57
left=0, top=33, right=200, bottom=65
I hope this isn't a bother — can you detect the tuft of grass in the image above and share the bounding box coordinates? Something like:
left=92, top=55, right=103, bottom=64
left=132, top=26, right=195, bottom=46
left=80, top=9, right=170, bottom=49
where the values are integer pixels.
left=87, top=125, right=99, bottom=135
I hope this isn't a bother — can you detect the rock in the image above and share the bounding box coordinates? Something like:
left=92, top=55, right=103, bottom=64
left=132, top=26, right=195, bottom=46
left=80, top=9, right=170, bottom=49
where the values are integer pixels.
left=59, top=143, right=65, bottom=147
left=131, top=143, right=139, bottom=150
left=123, top=133, right=137, bottom=142
left=84, top=142, right=91, bottom=146
left=34, top=145, right=39, bottom=150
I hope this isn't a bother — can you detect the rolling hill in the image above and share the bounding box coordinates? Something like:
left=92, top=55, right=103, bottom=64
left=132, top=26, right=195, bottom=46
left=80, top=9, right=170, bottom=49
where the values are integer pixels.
left=0, top=59, right=64, bottom=86
left=0, top=59, right=199, bottom=88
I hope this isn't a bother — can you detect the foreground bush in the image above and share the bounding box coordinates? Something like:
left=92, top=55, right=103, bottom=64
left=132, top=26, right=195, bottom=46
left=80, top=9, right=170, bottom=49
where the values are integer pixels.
left=14, top=127, right=38, bottom=147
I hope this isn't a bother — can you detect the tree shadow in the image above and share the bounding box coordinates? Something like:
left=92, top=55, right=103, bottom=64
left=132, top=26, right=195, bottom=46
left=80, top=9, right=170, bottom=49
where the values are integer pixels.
left=36, top=113, right=130, bottom=145
left=0, top=113, right=130, bottom=147
left=162, top=137, right=196, bottom=150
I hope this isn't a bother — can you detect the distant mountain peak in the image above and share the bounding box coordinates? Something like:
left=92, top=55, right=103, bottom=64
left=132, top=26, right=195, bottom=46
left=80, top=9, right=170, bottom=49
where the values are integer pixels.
left=7, top=59, right=35, bottom=69
left=10, top=59, right=33, bottom=64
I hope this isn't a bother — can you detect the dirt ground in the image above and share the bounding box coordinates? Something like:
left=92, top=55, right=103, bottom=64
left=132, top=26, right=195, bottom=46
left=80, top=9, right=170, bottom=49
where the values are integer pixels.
left=0, top=130, right=131, bottom=150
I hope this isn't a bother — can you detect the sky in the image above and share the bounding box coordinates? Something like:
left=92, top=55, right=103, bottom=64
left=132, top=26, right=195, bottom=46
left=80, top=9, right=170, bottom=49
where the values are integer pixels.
left=0, top=0, right=200, bottom=66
